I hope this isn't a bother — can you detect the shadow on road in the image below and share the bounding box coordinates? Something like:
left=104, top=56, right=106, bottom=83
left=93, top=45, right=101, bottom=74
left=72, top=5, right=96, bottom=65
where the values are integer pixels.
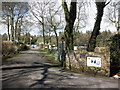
left=2, top=61, right=119, bottom=88
left=28, top=65, right=49, bottom=88
left=2, top=63, right=60, bottom=71
left=2, top=62, right=63, bottom=88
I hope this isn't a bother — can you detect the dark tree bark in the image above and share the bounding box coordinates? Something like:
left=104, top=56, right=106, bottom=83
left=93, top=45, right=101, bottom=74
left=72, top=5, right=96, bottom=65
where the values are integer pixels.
left=53, top=26, right=59, bottom=50
left=18, top=17, right=23, bottom=41
left=62, top=0, right=77, bottom=51
left=46, top=3, right=61, bottom=51
left=14, top=19, right=19, bottom=41
left=87, top=1, right=110, bottom=52
left=11, top=17, right=14, bottom=42
left=42, top=22, right=45, bottom=45
left=41, top=16, right=45, bottom=45
left=31, top=10, right=46, bottom=45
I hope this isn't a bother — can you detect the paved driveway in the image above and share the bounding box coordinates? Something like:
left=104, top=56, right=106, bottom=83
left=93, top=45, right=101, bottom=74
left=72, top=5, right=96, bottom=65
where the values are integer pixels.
left=1, top=49, right=119, bottom=88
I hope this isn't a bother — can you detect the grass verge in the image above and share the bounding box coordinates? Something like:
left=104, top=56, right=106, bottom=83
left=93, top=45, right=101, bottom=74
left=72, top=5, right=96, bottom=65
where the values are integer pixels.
left=40, top=49, right=61, bottom=66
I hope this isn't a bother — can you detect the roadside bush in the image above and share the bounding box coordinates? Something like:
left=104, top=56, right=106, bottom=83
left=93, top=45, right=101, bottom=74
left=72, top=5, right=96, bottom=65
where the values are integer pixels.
left=17, top=44, right=30, bottom=51
left=17, top=40, right=24, bottom=44
left=110, top=34, right=120, bottom=76
left=2, top=41, right=16, bottom=56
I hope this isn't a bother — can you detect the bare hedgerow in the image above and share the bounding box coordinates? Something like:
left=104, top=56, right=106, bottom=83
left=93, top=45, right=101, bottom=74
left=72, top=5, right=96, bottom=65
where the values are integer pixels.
left=2, top=41, right=16, bottom=56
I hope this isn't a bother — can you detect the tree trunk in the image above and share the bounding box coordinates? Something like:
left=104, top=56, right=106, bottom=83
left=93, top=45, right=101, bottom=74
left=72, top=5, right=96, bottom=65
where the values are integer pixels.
left=42, top=23, right=45, bottom=45
left=14, top=19, right=19, bottom=41
left=11, top=7, right=15, bottom=42
left=64, top=21, right=74, bottom=51
left=87, top=2, right=107, bottom=52
left=42, top=17, right=45, bottom=45
left=49, top=29, right=51, bottom=44
left=117, top=8, right=120, bottom=34
left=18, top=23, right=21, bottom=41
left=62, top=0, right=77, bottom=51
left=53, top=27, right=59, bottom=50
left=11, top=17, right=14, bottom=42
left=18, top=17, right=23, bottom=41
left=7, top=16, right=10, bottom=41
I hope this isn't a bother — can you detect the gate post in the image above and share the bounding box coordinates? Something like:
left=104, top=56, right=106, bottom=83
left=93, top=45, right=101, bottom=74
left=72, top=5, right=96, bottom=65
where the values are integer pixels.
left=60, top=37, right=66, bottom=68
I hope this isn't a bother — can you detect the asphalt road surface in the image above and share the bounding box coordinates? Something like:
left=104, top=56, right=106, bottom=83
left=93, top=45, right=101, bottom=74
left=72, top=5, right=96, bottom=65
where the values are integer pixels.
left=1, top=48, right=119, bottom=89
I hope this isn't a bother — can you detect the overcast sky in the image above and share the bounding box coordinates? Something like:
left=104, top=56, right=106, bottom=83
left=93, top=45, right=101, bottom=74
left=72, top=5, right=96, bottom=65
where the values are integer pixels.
left=0, top=0, right=119, bottom=35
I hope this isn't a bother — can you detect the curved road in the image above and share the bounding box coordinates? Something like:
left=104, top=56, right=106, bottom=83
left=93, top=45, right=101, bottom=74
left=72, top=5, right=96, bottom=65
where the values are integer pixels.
left=1, top=49, right=119, bottom=88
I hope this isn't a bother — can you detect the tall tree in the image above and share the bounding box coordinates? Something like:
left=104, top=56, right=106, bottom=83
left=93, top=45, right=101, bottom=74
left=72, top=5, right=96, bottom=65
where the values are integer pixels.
left=87, top=0, right=110, bottom=52
left=2, top=2, right=29, bottom=42
left=62, top=0, right=77, bottom=51
left=74, top=2, right=87, bottom=32
left=2, top=2, right=15, bottom=41
left=29, top=1, right=50, bottom=45
left=47, top=2, right=62, bottom=50
left=73, top=2, right=87, bottom=46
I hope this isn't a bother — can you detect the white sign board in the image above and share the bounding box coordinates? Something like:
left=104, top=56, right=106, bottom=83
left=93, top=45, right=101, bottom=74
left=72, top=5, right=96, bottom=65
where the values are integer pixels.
left=87, top=57, right=101, bottom=67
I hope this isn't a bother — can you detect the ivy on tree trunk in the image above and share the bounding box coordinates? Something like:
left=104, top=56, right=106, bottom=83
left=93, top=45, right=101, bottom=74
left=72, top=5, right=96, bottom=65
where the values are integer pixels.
left=62, top=0, right=77, bottom=51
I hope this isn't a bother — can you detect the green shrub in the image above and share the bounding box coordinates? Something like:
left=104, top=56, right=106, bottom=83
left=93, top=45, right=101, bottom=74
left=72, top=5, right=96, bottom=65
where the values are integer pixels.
left=17, top=44, right=30, bottom=51
left=17, top=40, right=24, bottom=44
left=110, top=34, right=120, bottom=76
